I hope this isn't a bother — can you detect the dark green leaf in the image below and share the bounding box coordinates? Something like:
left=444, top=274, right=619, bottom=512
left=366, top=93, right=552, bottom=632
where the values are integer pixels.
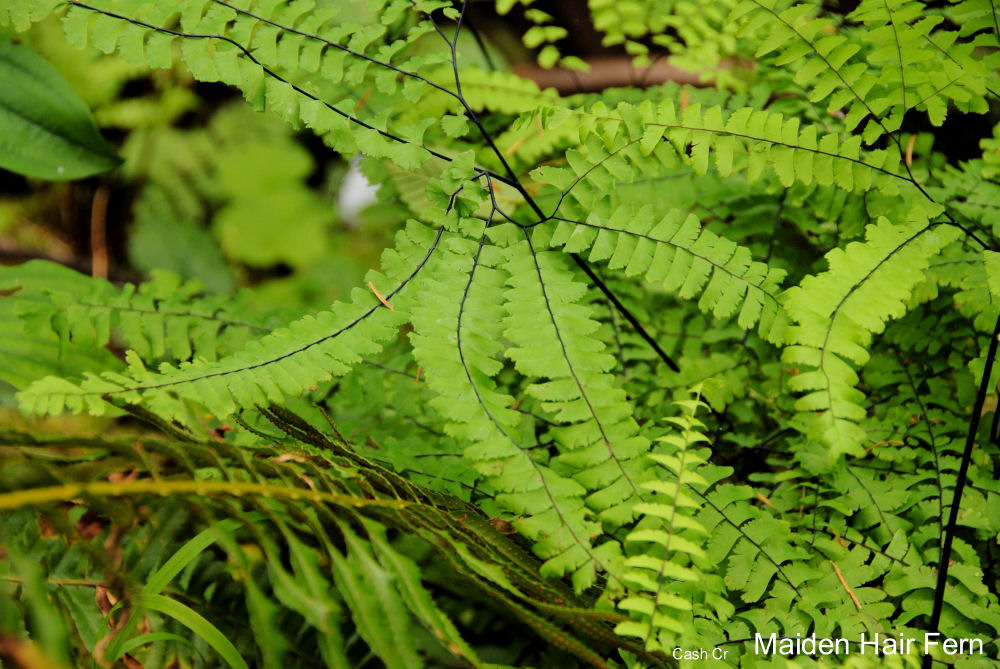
left=0, top=40, right=121, bottom=180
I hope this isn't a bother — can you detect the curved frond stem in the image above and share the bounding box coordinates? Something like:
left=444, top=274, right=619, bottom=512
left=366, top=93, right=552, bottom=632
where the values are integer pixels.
left=690, top=485, right=802, bottom=597
left=454, top=214, right=507, bottom=440
left=642, top=392, right=698, bottom=649
left=398, top=468, right=496, bottom=501
left=520, top=229, right=646, bottom=503
left=68, top=2, right=469, bottom=171
left=554, top=108, right=987, bottom=257
left=814, top=223, right=935, bottom=436
left=900, top=359, right=944, bottom=553
left=454, top=208, right=623, bottom=587
left=882, top=0, right=908, bottom=114
left=72, top=299, right=269, bottom=332
left=909, top=75, right=963, bottom=112
left=496, top=150, right=683, bottom=376
left=919, top=33, right=1000, bottom=100
left=789, top=526, right=910, bottom=566
left=746, top=0, right=892, bottom=139
left=577, top=112, right=989, bottom=249
left=552, top=216, right=783, bottom=306
left=845, top=467, right=894, bottom=539
left=208, top=0, right=462, bottom=101
left=90, top=228, right=444, bottom=396
left=642, top=121, right=907, bottom=180
left=362, top=359, right=423, bottom=380
left=542, top=140, right=640, bottom=221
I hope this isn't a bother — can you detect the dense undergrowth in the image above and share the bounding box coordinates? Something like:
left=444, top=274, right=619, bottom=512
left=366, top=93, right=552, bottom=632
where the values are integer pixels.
left=1, top=1, right=999, bottom=667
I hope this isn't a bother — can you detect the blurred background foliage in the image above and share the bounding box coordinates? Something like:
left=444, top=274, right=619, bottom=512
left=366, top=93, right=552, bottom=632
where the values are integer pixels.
left=0, top=14, right=393, bottom=418
left=0, top=0, right=681, bottom=416
left=0, top=12, right=387, bottom=327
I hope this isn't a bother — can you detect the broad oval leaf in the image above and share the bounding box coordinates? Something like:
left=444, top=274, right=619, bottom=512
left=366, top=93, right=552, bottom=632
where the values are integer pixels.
left=0, top=40, right=121, bottom=180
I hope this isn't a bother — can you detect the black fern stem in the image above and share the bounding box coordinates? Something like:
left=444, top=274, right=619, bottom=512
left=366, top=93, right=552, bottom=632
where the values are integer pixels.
left=569, top=253, right=680, bottom=373
left=431, top=2, right=683, bottom=377
left=923, top=313, right=1000, bottom=669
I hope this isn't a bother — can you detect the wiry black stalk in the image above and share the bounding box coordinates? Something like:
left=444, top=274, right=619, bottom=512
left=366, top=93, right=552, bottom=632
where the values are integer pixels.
left=429, top=3, right=680, bottom=379
left=923, top=314, right=1000, bottom=668
left=569, top=254, right=680, bottom=372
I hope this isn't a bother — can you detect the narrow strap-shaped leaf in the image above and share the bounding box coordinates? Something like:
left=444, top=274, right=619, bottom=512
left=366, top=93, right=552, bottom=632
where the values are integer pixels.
left=131, top=593, right=249, bottom=669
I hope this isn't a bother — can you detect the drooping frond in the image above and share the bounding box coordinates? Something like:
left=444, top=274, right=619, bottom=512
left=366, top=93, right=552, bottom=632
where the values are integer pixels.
left=504, top=235, right=653, bottom=533
left=12, top=262, right=264, bottom=363
left=536, top=209, right=788, bottom=342
left=533, top=100, right=905, bottom=199
left=56, top=0, right=484, bottom=171
left=783, top=210, right=960, bottom=457
left=589, top=0, right=741, bottom=76
left=0, top=261, right=123, bottom=389
left=17, top=222, right=439, bottom=420
left=406, top=218, right=624, bottom=593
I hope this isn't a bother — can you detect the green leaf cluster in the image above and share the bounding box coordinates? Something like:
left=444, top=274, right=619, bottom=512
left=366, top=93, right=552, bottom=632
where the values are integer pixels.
left=1, top=0, right=1000, bottom=667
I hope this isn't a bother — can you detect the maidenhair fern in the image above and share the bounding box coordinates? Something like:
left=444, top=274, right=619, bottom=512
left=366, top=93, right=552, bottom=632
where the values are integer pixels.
left=617, top=390, right=713, bottom=653
left=1, top=0, right=1000, bottom=668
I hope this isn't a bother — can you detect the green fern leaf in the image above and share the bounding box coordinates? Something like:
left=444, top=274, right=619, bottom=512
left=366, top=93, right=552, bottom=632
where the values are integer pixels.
left=616, top=392, right=711, bottom=653
left=16, top=222, right=438, bottom=419
left=783, top=209, right=959, bottom=457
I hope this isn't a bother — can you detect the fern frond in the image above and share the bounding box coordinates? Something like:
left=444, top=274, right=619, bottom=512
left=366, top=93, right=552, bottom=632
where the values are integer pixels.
left=928, top=243, right=1000, bottom=334
left=616, top=391, right=711, bottom=653
left=59, top=0, right=460, bottom=171
left=784, top=210, right=959, bottom=457
left=0, top=261, right=123, bottom=389
left=407, top=218, right=614, bottom=593
left=850, top=0, right=993, bottom=123
left=537, top=209, right=788, bottom=342
left=531, top=100, right=907, bottom=238
left=0, top=0, right=60, bottom=31
left=16, top=222, right=440, bottom=420
left=505, top=234, right=653, bottom=532
left=950, top=0, right=1000, bottom=50
left=646, top=100, right=905, bottom=191
left=696, top=474, right=806, bottom=604
left=13, top=263, right=263, bottom=363
left=733, top=0, right=993, bottom=142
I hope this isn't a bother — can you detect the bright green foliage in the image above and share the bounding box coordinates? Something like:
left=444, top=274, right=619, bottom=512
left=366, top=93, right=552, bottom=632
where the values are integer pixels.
left=0, top=261, right=123, bottom=389
left=13, top=262, right=264, bottom=364
left=1, top=0, right=1000, bottom=667
left=784, top=213, right=960, bottom=457
left=616, top=392, right=711, bottom=653
left=590, top=0, right=741, bottom=80
left=538, top=208, right=787, bottom=341
left=734, top=0, right=994, bottom=142
left=16, top=223, right=428, bottom=420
